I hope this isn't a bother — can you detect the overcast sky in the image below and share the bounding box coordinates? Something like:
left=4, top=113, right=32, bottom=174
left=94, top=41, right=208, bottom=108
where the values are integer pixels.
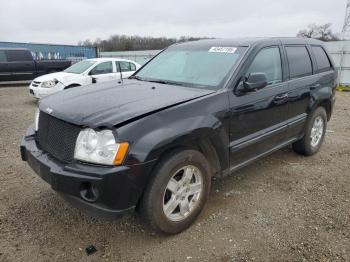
left=0, top=0, right=346, bottom=45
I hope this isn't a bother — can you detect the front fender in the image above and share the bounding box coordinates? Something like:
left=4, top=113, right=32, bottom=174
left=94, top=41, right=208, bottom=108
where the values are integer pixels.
left=140, top=116, right=225, bottom=161
left=60, top=75, right=87, bottom=87
left=116, top=91, right=230, bottom=171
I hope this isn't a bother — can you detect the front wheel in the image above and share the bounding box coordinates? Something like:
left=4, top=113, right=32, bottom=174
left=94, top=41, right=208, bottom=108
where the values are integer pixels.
left=292, top=107, right=327, bottom=156
left=139, top=149, right=211, bottom=234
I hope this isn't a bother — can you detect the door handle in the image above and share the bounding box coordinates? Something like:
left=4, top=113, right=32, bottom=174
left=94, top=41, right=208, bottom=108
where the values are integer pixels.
left=310, top=83, right=321, bottom=90
left=273, top=93, right=289, bottom=104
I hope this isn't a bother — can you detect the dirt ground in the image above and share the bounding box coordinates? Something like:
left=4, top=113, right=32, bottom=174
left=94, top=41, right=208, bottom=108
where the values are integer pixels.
left=0, top=86, right=349, bottom=262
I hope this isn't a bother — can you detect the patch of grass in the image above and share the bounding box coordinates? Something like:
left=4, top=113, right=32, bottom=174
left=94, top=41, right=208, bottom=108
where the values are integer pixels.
left=336, top=85, right=350, bottom=91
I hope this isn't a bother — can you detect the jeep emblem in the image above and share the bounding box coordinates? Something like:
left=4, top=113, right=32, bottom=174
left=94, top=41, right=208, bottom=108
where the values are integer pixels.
left=46, top=107, right=53, bottom=114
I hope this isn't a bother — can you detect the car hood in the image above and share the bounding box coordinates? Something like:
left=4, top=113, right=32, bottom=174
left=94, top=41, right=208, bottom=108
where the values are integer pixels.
left=33, top=72, right=79, bottom=83
left=38, top=80, right=215, bottom=128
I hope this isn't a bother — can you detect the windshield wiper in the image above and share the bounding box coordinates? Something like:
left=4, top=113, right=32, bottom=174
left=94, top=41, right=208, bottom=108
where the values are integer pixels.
left=145, top=79, right=185, bottom=86
left=130, top=76, right=210, bottom=89
left=129, top=75, right=146, bottom=81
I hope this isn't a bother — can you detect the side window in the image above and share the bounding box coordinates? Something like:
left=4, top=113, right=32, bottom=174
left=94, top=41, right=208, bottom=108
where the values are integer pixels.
left=90, top=62, right=113, bottom=75
left=285, top=46, right=312, bottom=79
left=119, top=61, right=131, bottom=72
left=6, top=50, right=33, bottom=62
left=130, top=62, right=136, bottom=71
left=311, top=46, right=332, bottom=72
left=246, top=47, right=282, bottom=86
left=0, top=51, right=6, bottom=62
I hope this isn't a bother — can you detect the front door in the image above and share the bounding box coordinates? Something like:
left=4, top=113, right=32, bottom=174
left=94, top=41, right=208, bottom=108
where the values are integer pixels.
left=89, top=61, right=116, bottom=83
left=228, top=46, right=290, bottom=169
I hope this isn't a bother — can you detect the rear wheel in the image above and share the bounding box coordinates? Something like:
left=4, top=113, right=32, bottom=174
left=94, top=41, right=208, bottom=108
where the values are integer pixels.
left=140, top=149, right=211, bottom=234
left=292, top=107, right=327, bottom=156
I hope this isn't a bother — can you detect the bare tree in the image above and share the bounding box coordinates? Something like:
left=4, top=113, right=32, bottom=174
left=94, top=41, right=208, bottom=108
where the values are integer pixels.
left=297, top=23, right=339, bottom=41
left=78, top=35, right=212, bottom=51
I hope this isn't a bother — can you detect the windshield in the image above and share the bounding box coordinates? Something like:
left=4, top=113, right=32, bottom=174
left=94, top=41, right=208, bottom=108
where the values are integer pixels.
left=64, top=60, right=95, bottom=74
left=135, top=46, right=247, bottom=89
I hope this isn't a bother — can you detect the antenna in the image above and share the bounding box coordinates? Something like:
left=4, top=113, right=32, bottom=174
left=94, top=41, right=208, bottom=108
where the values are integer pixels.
left=342, top=0, right=350, bottom=39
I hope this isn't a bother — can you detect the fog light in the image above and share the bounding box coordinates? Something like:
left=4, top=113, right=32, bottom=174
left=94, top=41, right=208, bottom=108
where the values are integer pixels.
left=80, top=182, right=99, bottom=202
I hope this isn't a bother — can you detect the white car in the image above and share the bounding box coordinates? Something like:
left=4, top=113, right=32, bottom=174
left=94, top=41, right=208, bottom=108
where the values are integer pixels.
left=29, top=58, right=141, bottom=99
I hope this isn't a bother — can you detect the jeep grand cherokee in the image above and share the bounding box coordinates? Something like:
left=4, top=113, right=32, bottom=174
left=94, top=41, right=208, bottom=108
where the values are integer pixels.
left=21, top=38, right=336, bottom=234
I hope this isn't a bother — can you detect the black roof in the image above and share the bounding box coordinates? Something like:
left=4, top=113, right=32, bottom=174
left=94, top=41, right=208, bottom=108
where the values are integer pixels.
left=172, top=37, right=325, bottom=49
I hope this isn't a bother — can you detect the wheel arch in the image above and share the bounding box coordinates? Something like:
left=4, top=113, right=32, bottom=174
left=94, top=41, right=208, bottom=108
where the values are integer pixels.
left=142, top=128, right=229, bottom=178
left=64, top=83, right=81, bottom=89
left=309, top=98, right=332, bottom=121
left=317, top=99, right=332, bottom=121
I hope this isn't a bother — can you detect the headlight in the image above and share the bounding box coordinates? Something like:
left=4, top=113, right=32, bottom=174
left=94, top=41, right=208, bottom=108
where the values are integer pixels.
left=74, top=128, right=129, bottom=166
left=34, top=108, right=40, bottom=131
left=41, top=79, right=58, bottom=88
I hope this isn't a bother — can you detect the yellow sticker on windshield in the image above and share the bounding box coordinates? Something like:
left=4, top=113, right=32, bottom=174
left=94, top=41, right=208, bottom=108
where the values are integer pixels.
left=209, top=47, right=237, bottom=53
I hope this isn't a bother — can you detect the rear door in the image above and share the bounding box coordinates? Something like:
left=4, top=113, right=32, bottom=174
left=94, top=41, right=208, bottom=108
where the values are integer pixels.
left=6, top=50, right=36, bottom=80
left=228, top=45, right=290, bottom=169
left=0, top=50, right=11, bottom=81
left=283, top=45, right=319, bottom=139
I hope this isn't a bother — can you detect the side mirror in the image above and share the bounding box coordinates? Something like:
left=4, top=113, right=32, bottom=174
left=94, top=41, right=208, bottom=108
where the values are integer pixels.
left=242, top=73, right=267, bottom=92
left=91, top=77, right=97, bottom=84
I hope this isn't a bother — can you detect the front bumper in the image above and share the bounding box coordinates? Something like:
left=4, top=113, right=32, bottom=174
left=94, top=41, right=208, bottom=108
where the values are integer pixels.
left=29, top=82, right=65, bottom=99
left=20, top=125, right=156, bottom=219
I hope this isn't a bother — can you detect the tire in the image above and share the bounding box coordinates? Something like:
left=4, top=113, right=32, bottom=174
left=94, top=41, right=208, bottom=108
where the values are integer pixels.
left=292, top=107, right=327, bottom=156
left=140, top=149, right=212, bottom=234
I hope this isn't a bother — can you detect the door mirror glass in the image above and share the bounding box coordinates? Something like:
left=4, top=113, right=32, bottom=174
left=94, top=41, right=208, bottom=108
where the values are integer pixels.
left=243, top=73, right=267, bottom=91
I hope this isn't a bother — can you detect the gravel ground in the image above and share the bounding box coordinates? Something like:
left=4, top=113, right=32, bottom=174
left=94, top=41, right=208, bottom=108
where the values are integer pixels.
left=0, top=86, right=349, bottom=262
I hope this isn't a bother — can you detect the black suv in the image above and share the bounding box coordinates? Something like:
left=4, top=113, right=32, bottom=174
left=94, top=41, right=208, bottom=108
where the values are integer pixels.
left=21, top=38, right=336, bottom=234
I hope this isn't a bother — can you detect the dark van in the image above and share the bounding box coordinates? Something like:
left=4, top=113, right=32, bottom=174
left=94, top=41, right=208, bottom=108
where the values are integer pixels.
left=21, top=38, right=336, bottom=234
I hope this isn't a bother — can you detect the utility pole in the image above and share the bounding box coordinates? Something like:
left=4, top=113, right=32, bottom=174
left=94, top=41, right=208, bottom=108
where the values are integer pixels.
left=342, top=0, right=350, bottom=39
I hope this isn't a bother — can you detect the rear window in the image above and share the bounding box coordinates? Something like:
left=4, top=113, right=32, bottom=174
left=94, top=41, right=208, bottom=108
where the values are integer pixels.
left=0, top=51, right=6, bottom=62
left=6, top=50, right=33, bottom=62
left=311, top=46, right=332, bottom=72
left=119, top=61, right=132, bottom=72
left=130, top=62, right=136, bottom=71
left=285, top=46, right=313, bottom=79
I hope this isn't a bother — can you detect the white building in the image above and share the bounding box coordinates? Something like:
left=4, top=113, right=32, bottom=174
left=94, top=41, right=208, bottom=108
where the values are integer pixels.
left=325, top=41, right=350, bottom=87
